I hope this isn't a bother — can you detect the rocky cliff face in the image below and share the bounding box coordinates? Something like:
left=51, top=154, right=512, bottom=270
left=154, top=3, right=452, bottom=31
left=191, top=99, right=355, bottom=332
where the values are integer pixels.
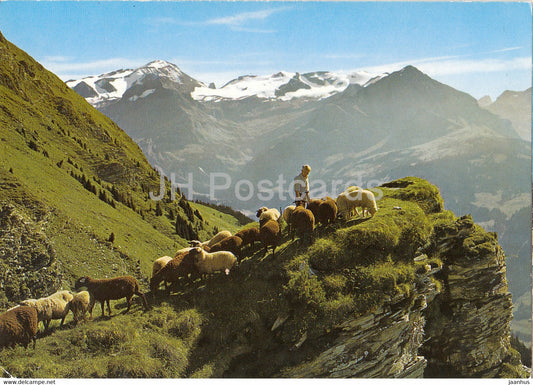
left=284, top=259, right=441, bottom=378
left=422, top=215, right=524, bottom=377
left=278, top=194, right=528, bottom=378
left=0, top=202, right=63, bottom=308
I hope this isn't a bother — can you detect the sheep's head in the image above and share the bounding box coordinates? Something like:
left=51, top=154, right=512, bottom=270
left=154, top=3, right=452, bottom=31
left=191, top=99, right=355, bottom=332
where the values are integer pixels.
left=59, top=290, right=73, bottom=302
left=190, top=247, right=204, bottom=263
left=256, top=207, right=268, bottom=217
left=74, top=276, right=89, bottom=290
left=189, top=240, right=202, bottom=247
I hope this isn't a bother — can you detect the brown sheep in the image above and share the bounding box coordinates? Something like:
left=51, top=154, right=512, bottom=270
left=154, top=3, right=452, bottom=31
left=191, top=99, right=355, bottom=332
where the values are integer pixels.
left=290, top=206, right=315, bottom=243
left=74, top=275, right=149, bottom=318
left=259, top=219, right=281, bottom=256
left=0, top=306, right=38, bottom=350
left=150, top=250, right=199, bottom=295
left=317, top=197, right=338, bottom=226
left=305, top=199, right=322, bottom=219
left=235, top=226, right=261, bottom=254
left=208, top=235, right=243, bottom=261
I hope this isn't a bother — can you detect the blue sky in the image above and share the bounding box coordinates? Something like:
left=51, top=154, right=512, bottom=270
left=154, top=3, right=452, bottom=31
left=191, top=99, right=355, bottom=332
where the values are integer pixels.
left=0, top=1, right=531, bottom=99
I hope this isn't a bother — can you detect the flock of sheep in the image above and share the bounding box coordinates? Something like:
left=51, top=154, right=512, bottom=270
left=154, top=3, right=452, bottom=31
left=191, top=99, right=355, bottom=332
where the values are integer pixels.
left=0, top=186, right=378, bottom=352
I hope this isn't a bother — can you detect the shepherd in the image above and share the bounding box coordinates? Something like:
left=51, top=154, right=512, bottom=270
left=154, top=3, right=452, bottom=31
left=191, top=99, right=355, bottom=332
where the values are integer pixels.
left=294, top=164, right=311, bottom=207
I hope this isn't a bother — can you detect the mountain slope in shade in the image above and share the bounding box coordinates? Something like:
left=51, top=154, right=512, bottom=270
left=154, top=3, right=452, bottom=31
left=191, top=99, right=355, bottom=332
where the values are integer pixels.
left=481, top=88, right=532, bottom=141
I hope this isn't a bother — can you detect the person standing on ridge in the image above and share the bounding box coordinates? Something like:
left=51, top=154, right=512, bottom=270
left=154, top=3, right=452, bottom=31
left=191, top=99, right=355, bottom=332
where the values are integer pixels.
left=294, top=165, right=311, bottom=207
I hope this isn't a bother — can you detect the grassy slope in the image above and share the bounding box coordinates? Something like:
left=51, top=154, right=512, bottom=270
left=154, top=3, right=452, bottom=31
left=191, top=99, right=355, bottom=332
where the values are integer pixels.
left=0, top=31, right=241, bottom=297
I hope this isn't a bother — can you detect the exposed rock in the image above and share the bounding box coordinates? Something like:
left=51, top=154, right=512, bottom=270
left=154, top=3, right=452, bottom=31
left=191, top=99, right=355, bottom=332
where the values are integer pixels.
left=283, top=264, right=441, bottom=378
left=0, top=202, right=63, bottom=308
left=422, top=215, right=527, bottom=377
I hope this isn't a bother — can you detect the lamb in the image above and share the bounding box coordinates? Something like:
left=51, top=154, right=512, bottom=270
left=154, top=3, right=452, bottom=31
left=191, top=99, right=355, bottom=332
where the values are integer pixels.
left=20, top=290, right=74, bottom=330
left=259, top=219, right=281, bottom=256
left=290, top=206, right=315, bottom=242
left=208, top=235, right=243, bottom=261
left=190, top=230, right=232, bottom=250
left=256, top=207, right=281, bottom=227
left=190, top=247, right=237, bottom=276
left=74, top=275, right=149, bottom=318
left=64, top=291, right=91, bottom=325
left=336, top=188, right=377, bottom=219
left=282, top=205, right=296, bottom=233
left=0, top=306, right=38, bottom=350
left=152, top=256, right=173, bottom=277
left=150, top=250, right=200, bottom=295
left=235, top=226, right=261, bottom=253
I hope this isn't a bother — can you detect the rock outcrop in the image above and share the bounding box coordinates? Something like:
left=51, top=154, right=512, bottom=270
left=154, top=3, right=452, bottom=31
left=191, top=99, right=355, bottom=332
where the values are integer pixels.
left=284, top=257, right=441, bottom=377
left=278, top=180, right=529, bottom=378
left=422, top=215, right=528, bottom=377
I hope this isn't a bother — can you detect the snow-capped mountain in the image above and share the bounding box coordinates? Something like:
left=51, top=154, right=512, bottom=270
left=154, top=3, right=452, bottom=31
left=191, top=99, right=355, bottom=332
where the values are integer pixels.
left=191, top=70, right=383, bottom=102
left=66, top=60, right=206, bottom=108
left=68, top=60, right=386, bottom=105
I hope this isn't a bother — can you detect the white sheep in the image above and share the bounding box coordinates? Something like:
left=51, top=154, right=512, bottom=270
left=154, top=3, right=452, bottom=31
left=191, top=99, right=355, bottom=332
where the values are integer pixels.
left=336, top=187, right=377, bottom=219
left=152, top=256, right=173, bottom=277
left=256, top=207, right=281, bottom=227
left=20, top=290, right=74, bottom=330
left=282, top=205, right=297, bottom=234
left=65, top=291, right=91, bottom=325
left=190, top=230, right=232, bottom=250
left=190, top=247, right=237, bottom=276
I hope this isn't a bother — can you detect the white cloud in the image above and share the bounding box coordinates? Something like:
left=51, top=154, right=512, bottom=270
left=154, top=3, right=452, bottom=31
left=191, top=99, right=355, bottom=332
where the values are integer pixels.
left=417, top=57, right=531, bottom=76
left=359, top=55, right=531, bottom=77
left=144, top=7, right=289, bottom=33
left=204, top=8, right=287, bottom=27
left=41, top=57, right=150, bottom=80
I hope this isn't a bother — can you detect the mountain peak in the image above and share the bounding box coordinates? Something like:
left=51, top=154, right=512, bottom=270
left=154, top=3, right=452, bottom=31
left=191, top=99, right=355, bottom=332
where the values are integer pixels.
left=66, top=59, right=205, bottom=107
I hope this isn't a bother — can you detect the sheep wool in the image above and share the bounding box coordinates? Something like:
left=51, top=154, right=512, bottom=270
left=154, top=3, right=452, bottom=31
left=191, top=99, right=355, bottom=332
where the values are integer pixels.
left=66, top=291, right=91, bottom=325
left=259, top=219, right=281, bottom=256
left=20, top=290, right=74, bottom=330
left=152, top=256, right=173, bottom=277
left=206, top=230, right=233, bottom=248
left=190, top=231, right=232, bottom=250
left=256, top=207, right=281, bottom=227
left=75, top=275, right=149, bottom=317
left=317, top=197, right=338, bottom=225
left=191, top=247, right=237, bottom=275
left=290, top=206, right=315, bottom=241
left=235, top=227, right=261, bottom=250
left=0, top=306, right=38, bottom=350
left=336, top=188, right=377, bottom=219
left=208, top=235, right=243, bottom=260
left=150, top=250, right=199, bottom=295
